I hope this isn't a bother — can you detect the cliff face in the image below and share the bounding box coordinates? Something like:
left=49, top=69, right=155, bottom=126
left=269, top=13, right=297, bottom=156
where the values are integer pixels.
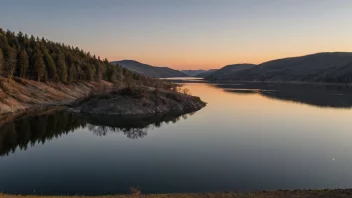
left=71, top=87, right=206, bottom=116
left=0, top=76, right=113, bottom=114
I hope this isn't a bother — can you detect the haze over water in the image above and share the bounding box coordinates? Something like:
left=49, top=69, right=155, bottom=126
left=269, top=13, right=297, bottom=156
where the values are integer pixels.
left=1, top=79, right=352, bottom=195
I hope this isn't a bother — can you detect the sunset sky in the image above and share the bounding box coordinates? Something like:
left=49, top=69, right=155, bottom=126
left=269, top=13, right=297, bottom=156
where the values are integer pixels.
left=1, top=0, right=352, bottom=70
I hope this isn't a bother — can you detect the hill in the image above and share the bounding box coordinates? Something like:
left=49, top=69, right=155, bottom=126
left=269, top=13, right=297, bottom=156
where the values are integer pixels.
left=0, top=28, right=181, bottom=114
left=181, top=70, right=205, bottom=76
left=0, top=76, right=112, bottom=114
left=0, top=28, right=174, bottom=89
left=195, top=69, right=217, bottom=78
left=205, top=64, right=255, bottom=80
left=211, top=52, right=352, bottom=83
left=111, top=60, right=188, bottom=78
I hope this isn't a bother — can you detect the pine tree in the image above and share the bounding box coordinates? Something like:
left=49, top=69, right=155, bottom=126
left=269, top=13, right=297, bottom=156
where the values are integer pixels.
left=0, top=33, right=8, bottom=49
left=56, top=53, right=67, bottom=83
left=68, top=63, right=76, bottom=84
left=19, top=49, right=29, bottom=78
left=0, top=29, right=172, bottom=91
left=86, top=64, right=94, bottom=81
left=44, top=52, right=57, bottom=81
left=34, top=50, right=45, bottom=81
left=4, top=46, right=17, bottom=79
left=94, top=60, right=103, bottom=81
left=117, top=71, right=124, bottom=82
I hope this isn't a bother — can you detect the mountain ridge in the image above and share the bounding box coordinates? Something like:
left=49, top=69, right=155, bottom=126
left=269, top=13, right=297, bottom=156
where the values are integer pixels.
left=206, top=52, right=352, bottom=83
left=111, top=60, right=188, bottom=78
left=181, top=70, right=206, bottom=76
left=205, top=64, right=256, bottom=80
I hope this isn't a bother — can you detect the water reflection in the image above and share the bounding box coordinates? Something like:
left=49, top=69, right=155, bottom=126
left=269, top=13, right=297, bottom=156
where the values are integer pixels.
left=0, top=109, right=194, bottom=156
left=0, top=110, right=85, bottom=156
left=215, top=83, right=352, bottom=108
left=3, top=81, right=352, bottom=195
left=83, top=112, right=193, bottom=138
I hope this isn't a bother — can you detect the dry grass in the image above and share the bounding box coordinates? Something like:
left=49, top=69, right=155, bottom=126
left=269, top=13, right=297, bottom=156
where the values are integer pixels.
left=0, top=77, right=113, bottom=114
left=2, top=190, right=352, bottom=198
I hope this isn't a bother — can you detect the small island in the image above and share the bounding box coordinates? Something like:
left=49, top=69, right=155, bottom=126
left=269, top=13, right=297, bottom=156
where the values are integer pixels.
left=71, top=86, right=206, bottom=116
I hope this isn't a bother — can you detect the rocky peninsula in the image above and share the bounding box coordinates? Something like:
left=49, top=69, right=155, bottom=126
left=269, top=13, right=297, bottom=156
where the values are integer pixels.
left=70, top=87, right=206, bottom=116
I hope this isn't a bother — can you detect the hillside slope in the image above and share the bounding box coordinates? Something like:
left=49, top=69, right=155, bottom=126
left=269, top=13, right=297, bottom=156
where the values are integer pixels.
left=181, top=70, right=206, bottom=76
left=0, top=77, right=112, bottom=114
left=112, top=60, right=188, bottom=78
left=205, top=64, right=255, bottom=80
left=196, top=69, right=217, bottom=78
left=216, top=52, right=352, bottom=83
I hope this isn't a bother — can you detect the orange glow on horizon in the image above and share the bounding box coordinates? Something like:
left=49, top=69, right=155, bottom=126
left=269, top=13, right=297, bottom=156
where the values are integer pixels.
left=106, top=49, right=352, bottom=70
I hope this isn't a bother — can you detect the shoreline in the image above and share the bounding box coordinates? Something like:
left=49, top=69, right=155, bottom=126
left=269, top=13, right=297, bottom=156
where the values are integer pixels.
left=204, top=79, right=352, bottom=87
left=165, top=77, right=352, bottom=87
left=0, top=87, right=206, bottom=121
left=2, top=77, right=351, bottom=116
left=2, top=189, right=352, bottom=198
left=70, top=87, right=206, bottom=117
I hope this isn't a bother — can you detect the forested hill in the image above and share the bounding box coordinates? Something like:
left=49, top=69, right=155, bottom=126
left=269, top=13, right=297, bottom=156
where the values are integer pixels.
left=181, top=70, right=205, bottom=76
left=111, top=60, right=188, bottom=78
left=205, top=64, right=255, bottom=80
left=0, top=28, right=172, bottom=89
left=195, top=69, right=217, bottom=78
left=206, top=52, right=352, bottom=83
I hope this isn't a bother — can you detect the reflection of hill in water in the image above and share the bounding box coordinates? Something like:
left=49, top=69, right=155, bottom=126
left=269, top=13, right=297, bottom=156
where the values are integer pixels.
left=0, top=109, right=194, bottom=156
left=80, top=112, right=193, bottom=138
left=216, top=83, right=352, bottom=108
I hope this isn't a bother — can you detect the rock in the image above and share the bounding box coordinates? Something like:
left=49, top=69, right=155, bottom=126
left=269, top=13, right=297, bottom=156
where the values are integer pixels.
left=71, top=87, right=206, bottom=116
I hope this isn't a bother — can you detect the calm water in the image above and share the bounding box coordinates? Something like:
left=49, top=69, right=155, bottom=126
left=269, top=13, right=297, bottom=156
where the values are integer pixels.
left=2, top=80, right=352, bottom=195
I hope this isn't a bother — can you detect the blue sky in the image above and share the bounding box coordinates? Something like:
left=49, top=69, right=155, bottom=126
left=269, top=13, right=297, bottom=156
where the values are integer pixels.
left=1, top=0, right=352, bottom=69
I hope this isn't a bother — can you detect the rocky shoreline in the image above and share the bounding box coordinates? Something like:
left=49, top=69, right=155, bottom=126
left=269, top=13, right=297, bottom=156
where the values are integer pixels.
left=70, top=87, right=206, bottom=116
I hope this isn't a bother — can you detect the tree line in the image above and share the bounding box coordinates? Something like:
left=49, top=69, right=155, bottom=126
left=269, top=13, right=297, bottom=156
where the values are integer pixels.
left=0, top=28, right=174, bottom=89
left=0, top=108, right=195, bottom=156
left=0, top=111, right=85, bottom=156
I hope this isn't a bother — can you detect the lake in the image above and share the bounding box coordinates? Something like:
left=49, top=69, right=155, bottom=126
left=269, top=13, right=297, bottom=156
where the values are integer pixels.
left=2, top=79, right=352, bottom=195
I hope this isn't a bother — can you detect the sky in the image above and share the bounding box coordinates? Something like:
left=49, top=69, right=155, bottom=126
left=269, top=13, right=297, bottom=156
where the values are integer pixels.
left=1, top=0, right=352, bottom=70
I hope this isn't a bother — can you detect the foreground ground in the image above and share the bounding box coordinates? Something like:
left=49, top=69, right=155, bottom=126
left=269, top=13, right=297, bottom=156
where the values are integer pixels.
left=2, top=190, right=352, bottom=198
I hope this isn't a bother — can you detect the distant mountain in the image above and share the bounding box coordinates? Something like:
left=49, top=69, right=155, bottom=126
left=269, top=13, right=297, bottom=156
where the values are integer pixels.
left=205, top=64, right=256, bottom=80
left=181, top=70, right=206, bottom=76
left=195, top=69, right=218, bottom=78
left=111, top=60, right=188, bottom=78
left=212, top=52, right=352, bottom=83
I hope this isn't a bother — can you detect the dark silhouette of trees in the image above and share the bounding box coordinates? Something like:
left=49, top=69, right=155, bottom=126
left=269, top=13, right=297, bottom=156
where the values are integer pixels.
left=44, top=51, right=57, bottom=81
left=4, top=46, right=17, bottom=79
left=0, top=28, right=176, bottom=90
left=19, top=49, right=29, bottom=78
left=0, top=110, right=87, bottom=156
left=0, top=107, right=196, bottom=156
left=55, top=52, right=67, bottom=83
left=34, top=49, right=45, bottom=81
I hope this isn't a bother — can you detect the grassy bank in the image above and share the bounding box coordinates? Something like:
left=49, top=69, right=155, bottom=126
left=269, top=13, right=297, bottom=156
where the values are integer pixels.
left=0, top=76, right=114, bottom=114
left=2, top=190, right=352, bottom=198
